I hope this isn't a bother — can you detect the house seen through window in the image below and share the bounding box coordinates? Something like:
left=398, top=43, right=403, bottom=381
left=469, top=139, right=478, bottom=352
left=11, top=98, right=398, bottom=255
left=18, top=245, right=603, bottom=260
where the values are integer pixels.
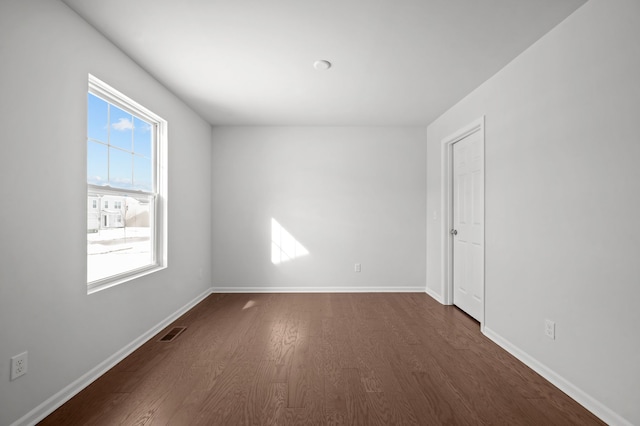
left=87, top=75, right=167, bottom=292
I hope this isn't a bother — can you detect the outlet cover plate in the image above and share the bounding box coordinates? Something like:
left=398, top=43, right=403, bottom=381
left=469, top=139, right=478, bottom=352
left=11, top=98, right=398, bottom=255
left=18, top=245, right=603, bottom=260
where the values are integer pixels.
left=545, top=320, right=556, bottom=340
left=11, top=351, right=28, bottom=381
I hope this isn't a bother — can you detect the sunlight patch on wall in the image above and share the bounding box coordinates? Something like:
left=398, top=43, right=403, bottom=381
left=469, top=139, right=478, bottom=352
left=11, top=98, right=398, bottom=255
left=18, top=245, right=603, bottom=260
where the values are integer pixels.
left=271, top=218, right=309, bottom=264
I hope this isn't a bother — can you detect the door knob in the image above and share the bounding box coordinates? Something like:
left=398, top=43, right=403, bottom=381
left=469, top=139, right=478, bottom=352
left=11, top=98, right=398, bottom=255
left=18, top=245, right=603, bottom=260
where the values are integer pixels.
left=450, top=229, right=458, bottom=235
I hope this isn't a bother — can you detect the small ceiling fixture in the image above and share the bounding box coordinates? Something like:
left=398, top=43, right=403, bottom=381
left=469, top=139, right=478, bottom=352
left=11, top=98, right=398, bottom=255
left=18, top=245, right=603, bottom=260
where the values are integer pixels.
left=313, top=60, right=332, bottom=71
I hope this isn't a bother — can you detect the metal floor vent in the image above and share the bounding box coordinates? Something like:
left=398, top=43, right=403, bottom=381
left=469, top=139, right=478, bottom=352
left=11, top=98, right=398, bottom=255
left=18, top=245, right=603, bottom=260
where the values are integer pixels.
left=159, top=326, right=187, bottom=342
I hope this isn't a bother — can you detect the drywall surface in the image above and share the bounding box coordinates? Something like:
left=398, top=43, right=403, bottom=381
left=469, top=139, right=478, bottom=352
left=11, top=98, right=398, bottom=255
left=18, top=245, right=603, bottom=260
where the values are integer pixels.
left=0, top=1, right=212, bottom=424
left=426, top=0, right=639, bottom=423
left=212, top=127, right=426, bottom=291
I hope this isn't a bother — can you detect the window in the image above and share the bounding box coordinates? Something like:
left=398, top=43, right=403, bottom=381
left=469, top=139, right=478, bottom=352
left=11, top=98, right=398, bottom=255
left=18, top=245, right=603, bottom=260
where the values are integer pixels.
left=92, top=200, right=97, bottom=209
left=87, top=74, right=167, bottom=293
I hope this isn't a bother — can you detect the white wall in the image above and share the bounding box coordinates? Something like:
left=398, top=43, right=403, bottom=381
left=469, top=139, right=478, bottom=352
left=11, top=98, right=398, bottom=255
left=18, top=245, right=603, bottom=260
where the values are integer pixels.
left=0, top=1, right=212, bottom=424
left=212, top=127, right=426, bottom=291
left=426, top=0, right=640, bottom=423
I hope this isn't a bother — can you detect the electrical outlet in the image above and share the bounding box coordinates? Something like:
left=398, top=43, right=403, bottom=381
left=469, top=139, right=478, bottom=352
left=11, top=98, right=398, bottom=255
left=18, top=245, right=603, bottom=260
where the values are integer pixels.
left=545, top=320, right=556, bottom=340
left=11, top=352, right=28, bottom=381
left=354, top=263, right=361, bottom=273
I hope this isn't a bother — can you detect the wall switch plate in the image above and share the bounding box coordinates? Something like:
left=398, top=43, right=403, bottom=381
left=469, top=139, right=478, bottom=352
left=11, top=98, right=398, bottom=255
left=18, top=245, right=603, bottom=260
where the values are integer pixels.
left=545, top=320, right=556, bottom=340
left=11, top=352, right=28, bottom=381
left=354, top=263, right=361, bottom=273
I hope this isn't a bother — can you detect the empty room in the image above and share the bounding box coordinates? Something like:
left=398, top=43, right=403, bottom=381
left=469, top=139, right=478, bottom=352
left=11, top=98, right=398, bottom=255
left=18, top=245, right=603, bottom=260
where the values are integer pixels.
left=0, top=0, right=638, bottom=425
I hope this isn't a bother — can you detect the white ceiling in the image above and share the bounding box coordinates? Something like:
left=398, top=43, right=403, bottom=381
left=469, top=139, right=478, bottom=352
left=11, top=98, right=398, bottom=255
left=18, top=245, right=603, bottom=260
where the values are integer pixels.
left=62, top=0, right=586, bottom=126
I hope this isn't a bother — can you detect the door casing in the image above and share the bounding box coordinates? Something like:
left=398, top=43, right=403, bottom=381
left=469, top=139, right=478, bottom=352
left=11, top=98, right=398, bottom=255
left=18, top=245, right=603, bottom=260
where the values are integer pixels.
left=440, top=116, right=485, bottom=329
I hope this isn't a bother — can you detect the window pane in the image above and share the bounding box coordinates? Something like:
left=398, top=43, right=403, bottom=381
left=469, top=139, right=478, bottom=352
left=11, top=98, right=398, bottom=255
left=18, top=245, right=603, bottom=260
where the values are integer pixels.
left=134, top=117, right=152, bottom=157
left=87, top=193, right=154, bottom=283
left=109, top=148, right=132, bottom=188
left=88, top=93, right=108, bottom=142
left=133, top=155, right=152, bottom=192
left=87, top=141, right=108, bottom=185
left=109, top=104, right=133, bottom=150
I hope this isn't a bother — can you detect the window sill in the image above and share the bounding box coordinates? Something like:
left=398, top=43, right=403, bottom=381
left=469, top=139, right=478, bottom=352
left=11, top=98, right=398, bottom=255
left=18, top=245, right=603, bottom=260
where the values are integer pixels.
left=87, top=264, right=166, bottom=295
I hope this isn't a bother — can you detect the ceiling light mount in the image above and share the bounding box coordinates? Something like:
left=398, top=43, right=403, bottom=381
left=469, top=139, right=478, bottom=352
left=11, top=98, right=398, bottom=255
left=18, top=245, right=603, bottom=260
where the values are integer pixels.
left=313, top=60, right=332, bottom=71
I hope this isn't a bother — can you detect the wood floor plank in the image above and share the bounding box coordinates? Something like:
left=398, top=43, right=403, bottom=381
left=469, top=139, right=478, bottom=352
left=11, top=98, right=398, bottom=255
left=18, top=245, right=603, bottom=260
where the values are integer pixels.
left=342, top=368, right=373, bottom=426
left=304, top=338, right=327, bottom=424
left=288, top=319, right=310, bottom=408
left=241, top=359, right=274, bottom=426
left=42, top=293, right=605, bottom=426
left=366, top=391, right=419, bottom=426
left=271, top=320, right=298, bottom=382
left=326, top=318, right=358, bottom=369
left=264, top=320, right=287, bottom=362
left=412, top=366, right=482, bottom=424
left=261, top=383, right=287, bottom=426
left=322, top=353, right=347, bottom=420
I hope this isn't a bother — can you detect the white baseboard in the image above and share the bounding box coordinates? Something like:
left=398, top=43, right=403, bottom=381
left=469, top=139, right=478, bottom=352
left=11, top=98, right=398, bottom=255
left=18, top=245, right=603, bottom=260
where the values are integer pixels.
left=483, top=327, right=632, bottom=426
left=212, top=286, right=426, bottom=293
left=11, top=288, right=213, bottom=426
left=425, top=286, right=445, bottom=304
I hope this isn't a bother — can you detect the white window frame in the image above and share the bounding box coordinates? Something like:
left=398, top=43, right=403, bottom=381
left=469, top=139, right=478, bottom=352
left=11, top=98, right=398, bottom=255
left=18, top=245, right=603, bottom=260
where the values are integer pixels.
left=87, top=74, right=168, bottom=294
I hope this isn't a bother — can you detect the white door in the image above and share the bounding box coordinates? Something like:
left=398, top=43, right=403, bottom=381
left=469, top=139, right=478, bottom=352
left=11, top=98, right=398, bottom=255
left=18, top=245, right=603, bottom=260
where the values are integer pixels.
left=452, top=130, right=484, bottom=322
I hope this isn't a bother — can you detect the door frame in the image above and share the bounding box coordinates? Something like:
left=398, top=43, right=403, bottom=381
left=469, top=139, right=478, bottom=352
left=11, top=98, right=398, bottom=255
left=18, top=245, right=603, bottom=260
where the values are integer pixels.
left=440, top=116, right=485, bottom=328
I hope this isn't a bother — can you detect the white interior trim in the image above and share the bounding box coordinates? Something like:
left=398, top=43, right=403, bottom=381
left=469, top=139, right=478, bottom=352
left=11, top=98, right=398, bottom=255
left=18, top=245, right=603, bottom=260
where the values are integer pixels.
left=440, top=117, right=485, bottom=319
left=483, top=327, right=632, bottom=426
left=425, top=285, right=445, bottom=304
left=212, top=286, right=426, bottom=293
left=10, top=288, right=212, bottom=426
left=87, top=74, right=169, bottom=294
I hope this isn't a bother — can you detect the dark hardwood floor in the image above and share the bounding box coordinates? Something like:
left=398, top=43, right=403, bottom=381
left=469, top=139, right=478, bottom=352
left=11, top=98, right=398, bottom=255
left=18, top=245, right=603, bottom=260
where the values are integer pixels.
left=41, top=293, right=604, bottom=425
